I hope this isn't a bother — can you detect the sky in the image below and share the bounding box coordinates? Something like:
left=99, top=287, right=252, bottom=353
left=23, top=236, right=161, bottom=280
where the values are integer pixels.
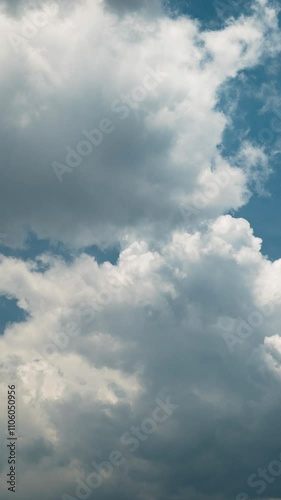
left=1, top=1, right=281, bottom=500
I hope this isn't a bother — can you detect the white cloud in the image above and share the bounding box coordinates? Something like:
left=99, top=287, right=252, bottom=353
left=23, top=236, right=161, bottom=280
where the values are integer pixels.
left=1, top=1, right=281, bottom=499
left=0, top=0, right=278, bottom=247
left=0, top=214, right=281, bottom=498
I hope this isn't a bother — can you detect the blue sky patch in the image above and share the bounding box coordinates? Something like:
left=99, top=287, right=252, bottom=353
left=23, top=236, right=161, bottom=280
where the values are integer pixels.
left=0, top=295, right=28, bottom=335
left=0, top=231, right=120, bottom=266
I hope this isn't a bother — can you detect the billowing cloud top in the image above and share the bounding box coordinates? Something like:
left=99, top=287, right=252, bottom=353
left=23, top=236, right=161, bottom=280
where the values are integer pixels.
left=0, top=1, right=281, bottom=499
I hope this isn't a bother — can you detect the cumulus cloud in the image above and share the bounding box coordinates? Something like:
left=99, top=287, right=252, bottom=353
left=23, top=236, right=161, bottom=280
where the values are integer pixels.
left=1, top=1, right=281, bottom=500
left=0, top=215, right=281, bottom=499
left=0, top=0, right=278, bottom=248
